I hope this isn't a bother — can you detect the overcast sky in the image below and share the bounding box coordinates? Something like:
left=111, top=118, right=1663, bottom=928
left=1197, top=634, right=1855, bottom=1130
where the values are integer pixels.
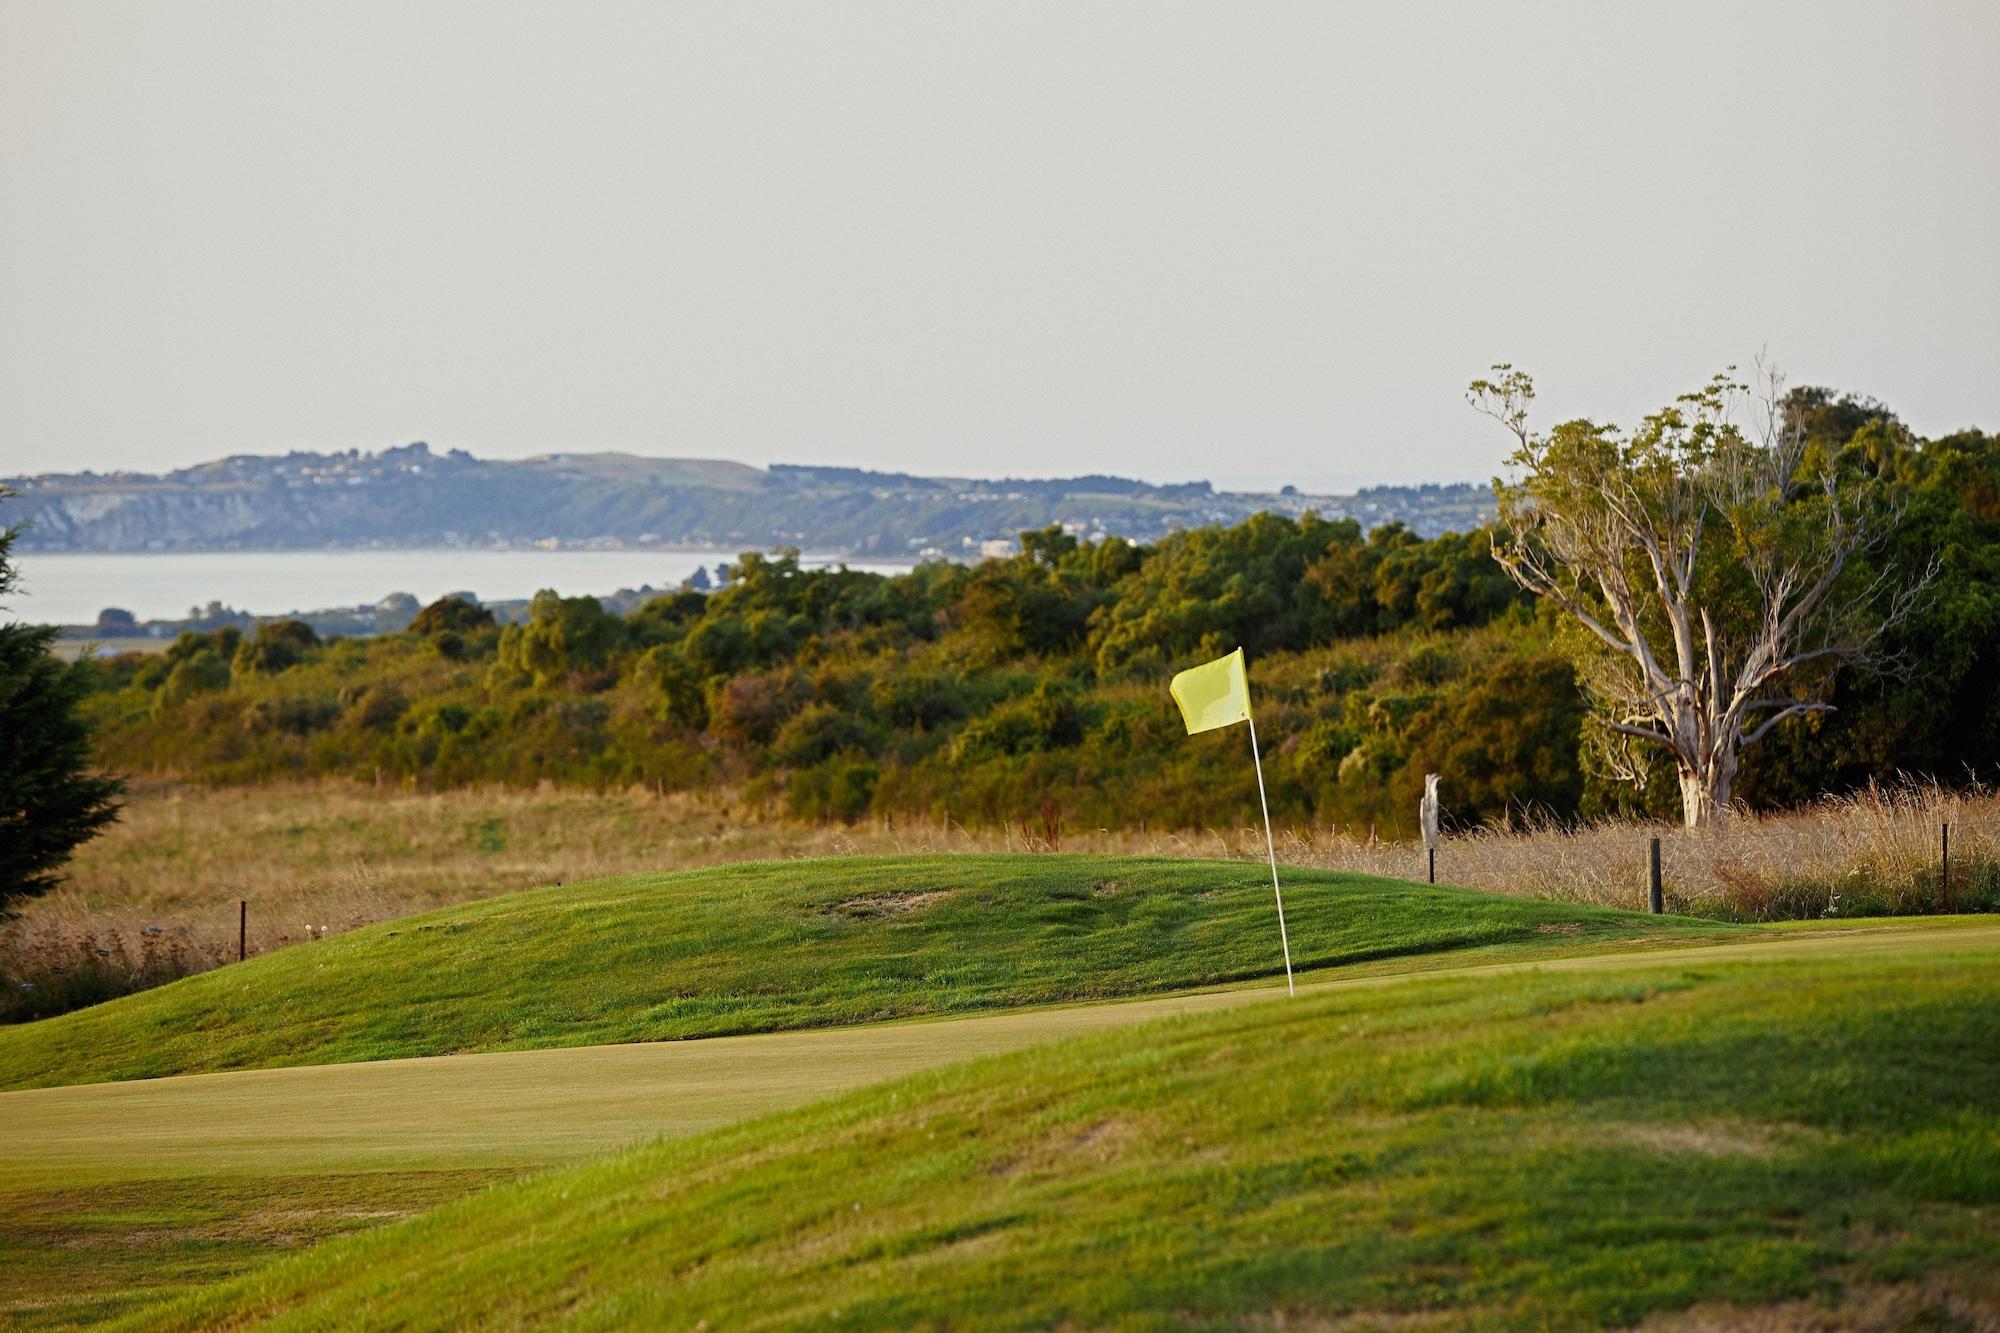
left=3, top=2, right=1996, bottom=492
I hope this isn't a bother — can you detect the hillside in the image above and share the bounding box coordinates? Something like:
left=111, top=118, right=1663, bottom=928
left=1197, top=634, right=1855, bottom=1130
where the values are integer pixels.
left=116, top=929, right=2000, bottom=1329
left=3, top=442, right=1494, bottom=555
left=0, top=855, right=1730, bottom=1089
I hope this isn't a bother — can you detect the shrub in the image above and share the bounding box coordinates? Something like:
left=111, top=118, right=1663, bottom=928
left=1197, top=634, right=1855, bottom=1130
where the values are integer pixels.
left=232, top=618, right=320, bottom=675
left=710, top=669, right=805, bottom=746
left=152, top=650, right=231, bottom=715
left=346, top=682, right=409, bottom=732
left=635, top=646, right=709, bottom=729
left=495, top=591, right=626, bottom=687
left=785, top=756, right=879, bottom=822
left=869, top=669, right=968, bottom=730
left=240, top=693, right=340, bottom=737
left=772, top=704, right=877, bottom=767
left=408, top=596, right=495, bottom=636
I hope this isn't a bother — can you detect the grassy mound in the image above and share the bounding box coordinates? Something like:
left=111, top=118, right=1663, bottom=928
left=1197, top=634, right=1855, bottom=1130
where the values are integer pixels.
left=123, top=933, right=2000, bottom=1330
left=0, top=855, right=1722, bottom=1089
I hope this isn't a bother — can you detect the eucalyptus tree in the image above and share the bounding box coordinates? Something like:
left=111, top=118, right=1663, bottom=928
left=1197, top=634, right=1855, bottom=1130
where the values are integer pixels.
left=1468, top=365, right=1929, bottom=828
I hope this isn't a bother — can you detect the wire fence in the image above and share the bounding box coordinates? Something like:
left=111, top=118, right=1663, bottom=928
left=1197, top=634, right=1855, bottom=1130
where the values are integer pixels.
left=1269, top=780, right=2000, bottom=919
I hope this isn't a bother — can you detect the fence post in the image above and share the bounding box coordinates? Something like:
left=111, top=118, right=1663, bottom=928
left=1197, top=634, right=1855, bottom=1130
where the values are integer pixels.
left=1428, top=847, right=1436, bottom=884
left=239, top=900, right=247, bottom=962
left=1647, top=837, right=1664, bottom=915
left=1942, top=822, right=1951, bottom=912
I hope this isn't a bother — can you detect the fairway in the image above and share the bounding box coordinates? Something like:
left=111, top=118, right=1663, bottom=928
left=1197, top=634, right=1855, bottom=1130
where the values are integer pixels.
left=5, top=918, right=1992, bottom=1327
left=6, top=979, right=1284, bottom=1190
left=7, top=918, right=1984, bottom=1187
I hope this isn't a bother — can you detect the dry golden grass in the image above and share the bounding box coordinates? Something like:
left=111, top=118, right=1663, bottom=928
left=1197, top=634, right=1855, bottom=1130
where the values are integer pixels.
left=23, top=779, right=977, bottom=956
left=4, top=777, right=1993, bottom=1020
left=1, top=780, right=1176, bottom=990
left=1278, top=780, right=1999, bottom=920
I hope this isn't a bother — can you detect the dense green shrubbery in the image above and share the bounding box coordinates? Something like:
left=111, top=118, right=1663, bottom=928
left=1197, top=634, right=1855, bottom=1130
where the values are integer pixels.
left=83, top=519, right=1555, bottom=834
left=78, top=400, right=2000, bottom=835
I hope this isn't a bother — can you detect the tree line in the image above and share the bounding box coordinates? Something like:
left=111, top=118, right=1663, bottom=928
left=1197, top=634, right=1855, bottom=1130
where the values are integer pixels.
left=80, top=515, right=1552, bottom=830
left=57, top=381, right=2000, bottom=845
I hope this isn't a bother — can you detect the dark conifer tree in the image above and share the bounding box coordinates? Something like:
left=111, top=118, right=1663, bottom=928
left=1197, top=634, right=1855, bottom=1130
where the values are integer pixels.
left=0, top=487, right=123, bottom=910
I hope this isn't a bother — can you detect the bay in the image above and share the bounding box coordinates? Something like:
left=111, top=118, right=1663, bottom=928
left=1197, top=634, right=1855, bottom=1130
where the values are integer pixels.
left=10, top=549, right=916, bottom=627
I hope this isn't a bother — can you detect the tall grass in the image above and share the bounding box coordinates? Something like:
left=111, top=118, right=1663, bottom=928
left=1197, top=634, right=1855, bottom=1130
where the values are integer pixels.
left=4, top=778, right=1992, bottom=1022
left=0, top=923, right=221, bottom=1022
left=1277, top=779, right=2000, bottom=921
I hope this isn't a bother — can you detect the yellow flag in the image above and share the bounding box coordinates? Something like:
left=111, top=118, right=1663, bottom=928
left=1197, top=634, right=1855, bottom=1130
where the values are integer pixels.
left=1170, top=648, right=1251, bottom=735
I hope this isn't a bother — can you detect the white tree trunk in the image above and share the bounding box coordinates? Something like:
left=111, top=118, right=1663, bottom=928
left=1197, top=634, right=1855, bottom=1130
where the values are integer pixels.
left=1473, top=363, right=1929, bottom=833
left=1676, top=748, right=1736, bottom=830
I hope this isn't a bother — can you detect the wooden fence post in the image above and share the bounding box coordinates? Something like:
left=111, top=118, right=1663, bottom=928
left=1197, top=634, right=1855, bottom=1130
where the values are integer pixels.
left=1648, top=838, right=1664, bottom=915
left=1942, top=822, right=1951, bottom=912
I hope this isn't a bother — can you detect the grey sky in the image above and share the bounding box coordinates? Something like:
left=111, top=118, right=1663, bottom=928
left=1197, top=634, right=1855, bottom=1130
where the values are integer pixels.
left=3, top=2, right=1996, bottom=493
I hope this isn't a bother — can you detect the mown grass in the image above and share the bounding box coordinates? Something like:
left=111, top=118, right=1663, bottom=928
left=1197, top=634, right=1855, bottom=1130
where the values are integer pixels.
left=0, top=966, right=1453, bottom=1327
left=120, top=935, right=2000, bottom=1330
left=0, top=855, right=1728, bottom=1089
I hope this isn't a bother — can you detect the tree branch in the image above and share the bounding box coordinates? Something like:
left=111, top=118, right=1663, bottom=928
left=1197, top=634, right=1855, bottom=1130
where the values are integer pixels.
left=1740, top=701, right=1835, bottom=747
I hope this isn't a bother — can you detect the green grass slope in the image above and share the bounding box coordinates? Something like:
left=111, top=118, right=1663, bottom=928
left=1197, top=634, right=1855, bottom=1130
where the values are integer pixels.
left=125, top=932, right=2000, bottom=1331
left=0, top=855, right=1725, bottom=1089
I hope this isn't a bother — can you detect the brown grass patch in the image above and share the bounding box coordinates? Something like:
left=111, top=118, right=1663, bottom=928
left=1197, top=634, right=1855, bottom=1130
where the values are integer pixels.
left=1611, top=1120, right=1792, bottom=1159
left=990, top=1118, right=1140, bottom=1178
left=822, top=890, right=953, bottom=918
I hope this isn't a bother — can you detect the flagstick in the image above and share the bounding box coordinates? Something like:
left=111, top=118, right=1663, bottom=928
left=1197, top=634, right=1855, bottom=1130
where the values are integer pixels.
left=1245, top=714, right=1295, bottom=996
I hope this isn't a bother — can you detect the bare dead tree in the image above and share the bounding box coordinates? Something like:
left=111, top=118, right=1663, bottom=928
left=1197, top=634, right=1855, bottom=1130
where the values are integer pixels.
left=1468, top=362, right=1932, bottom=829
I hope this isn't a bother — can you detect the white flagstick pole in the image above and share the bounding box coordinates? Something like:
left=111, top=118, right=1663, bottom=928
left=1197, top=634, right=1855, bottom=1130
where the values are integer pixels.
left=1245, top=713, right=1294, bottom=996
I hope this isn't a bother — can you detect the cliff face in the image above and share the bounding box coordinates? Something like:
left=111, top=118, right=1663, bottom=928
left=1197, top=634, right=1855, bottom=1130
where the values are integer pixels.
left=26, top=489, right=274, bottom=548
left=5, top=443, right=1493, bottom=553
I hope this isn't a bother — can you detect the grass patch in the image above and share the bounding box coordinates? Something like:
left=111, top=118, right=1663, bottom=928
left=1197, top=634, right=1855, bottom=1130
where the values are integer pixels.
left=120, top=936, right=2000, bottom=1329
left=0, top=854, right=1729, bottom=1089
left=0, top=1169, right=513, bottom=1330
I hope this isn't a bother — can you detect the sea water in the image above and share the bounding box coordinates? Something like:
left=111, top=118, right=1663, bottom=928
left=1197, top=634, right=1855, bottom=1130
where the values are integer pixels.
left=10, top=548, right=916, bottom=626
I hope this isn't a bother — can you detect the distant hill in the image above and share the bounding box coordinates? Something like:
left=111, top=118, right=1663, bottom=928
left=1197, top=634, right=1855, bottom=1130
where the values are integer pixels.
left=3, top=443, right=1494, bottom=555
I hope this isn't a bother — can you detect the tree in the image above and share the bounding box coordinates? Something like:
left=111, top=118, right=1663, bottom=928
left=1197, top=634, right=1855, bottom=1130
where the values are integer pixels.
left=1088, top=514, right=1337, bottom=672
left=494, top=590, right=627, bottom=687
left=408, top=596, right=496, bottom=636
left=1468, top=364, right=1930, bottom=828
left=0, top=486, right=123, bottom=910
left=232, top=618, right=320, bottom=674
